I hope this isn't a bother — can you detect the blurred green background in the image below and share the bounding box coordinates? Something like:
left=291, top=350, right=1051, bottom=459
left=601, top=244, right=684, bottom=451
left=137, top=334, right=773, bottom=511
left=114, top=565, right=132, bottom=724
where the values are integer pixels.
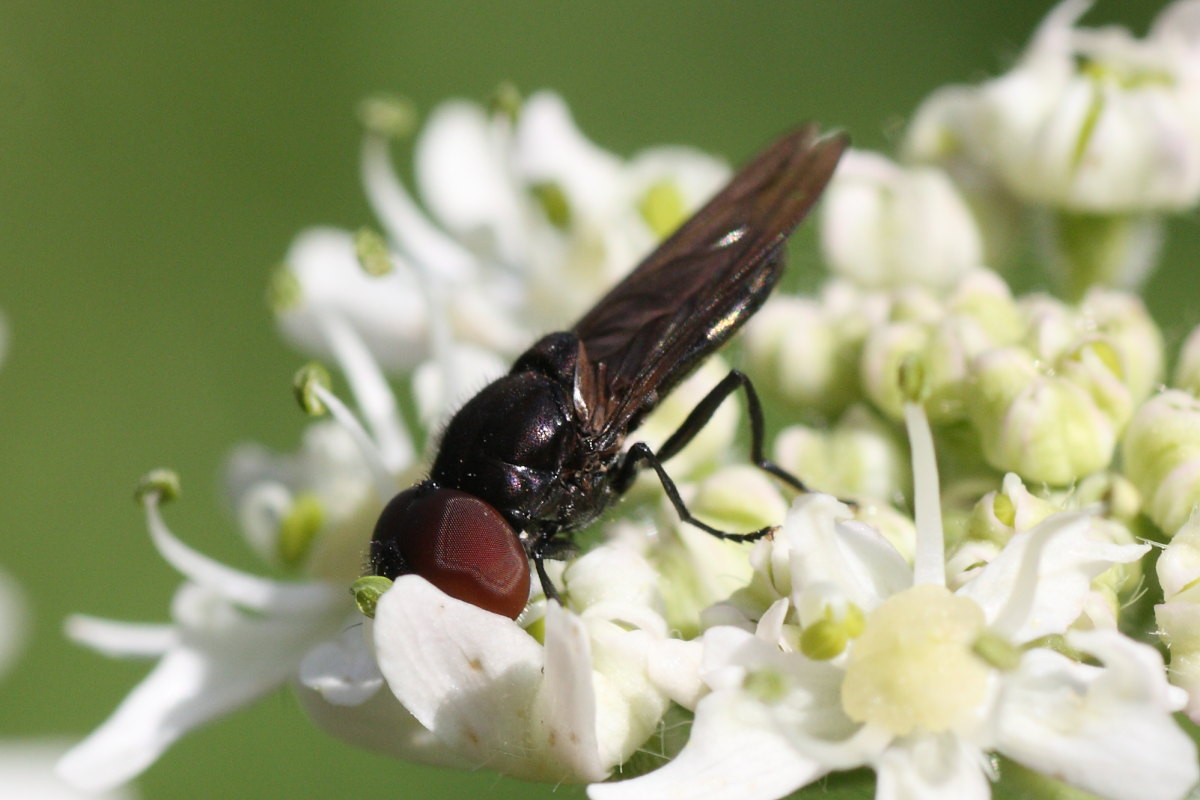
left=0, top=2, right=1190, bottom=798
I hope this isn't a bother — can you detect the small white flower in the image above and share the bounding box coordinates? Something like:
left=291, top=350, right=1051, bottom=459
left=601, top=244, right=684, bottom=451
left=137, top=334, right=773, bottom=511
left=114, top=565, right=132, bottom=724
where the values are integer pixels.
left=373, top=545, right=675, bottom=782
left=589, top=401, right=1189, bottom=800
left=975, top=0, right=1200, bottom=213
left=820, top=149, right=984, bottom=292
left=57, top=480, right=351, bottom=792
left=274, top=91, right=729, bottom=374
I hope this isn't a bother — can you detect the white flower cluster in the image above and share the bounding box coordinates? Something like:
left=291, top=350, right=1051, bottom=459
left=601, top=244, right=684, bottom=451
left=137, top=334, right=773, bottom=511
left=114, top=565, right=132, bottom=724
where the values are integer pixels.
left=56, top=3, right=1200, bottom=799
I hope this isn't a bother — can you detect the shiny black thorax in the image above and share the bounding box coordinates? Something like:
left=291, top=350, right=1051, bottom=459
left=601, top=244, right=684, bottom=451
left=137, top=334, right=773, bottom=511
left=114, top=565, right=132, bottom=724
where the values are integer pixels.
left=429, top=332, right=622, bottom=549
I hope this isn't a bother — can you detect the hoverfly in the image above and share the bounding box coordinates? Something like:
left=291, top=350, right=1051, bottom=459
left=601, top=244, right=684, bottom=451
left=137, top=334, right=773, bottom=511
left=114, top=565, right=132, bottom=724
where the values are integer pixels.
left=369, top=125, right=848, bottom=618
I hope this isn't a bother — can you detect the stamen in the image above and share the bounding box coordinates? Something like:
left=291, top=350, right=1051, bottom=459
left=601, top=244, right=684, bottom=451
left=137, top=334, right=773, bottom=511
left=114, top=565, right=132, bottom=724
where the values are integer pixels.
left=313, top=312, right=414, bottom=473
left=360, top=134, right=475, bottom=283
left=901, top=355, right=945, bottom=587
left=137, top=478, right=340, bottom=614
left=309, top=383, right=399, bottom=502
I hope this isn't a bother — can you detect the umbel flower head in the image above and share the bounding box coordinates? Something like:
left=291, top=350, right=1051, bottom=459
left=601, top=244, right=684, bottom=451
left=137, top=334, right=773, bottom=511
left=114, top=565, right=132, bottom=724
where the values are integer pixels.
left=57, top=3, right=1200, bottom=797
left=57, top=90, right=738, bottom=791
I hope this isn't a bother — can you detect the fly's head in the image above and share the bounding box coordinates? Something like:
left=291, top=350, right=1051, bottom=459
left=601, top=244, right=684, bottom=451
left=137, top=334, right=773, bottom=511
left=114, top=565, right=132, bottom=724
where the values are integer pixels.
left=369, top=484, right=531, bottom=619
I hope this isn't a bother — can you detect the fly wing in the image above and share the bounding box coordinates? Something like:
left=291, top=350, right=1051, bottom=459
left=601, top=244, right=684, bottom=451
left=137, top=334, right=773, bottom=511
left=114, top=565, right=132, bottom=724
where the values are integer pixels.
left=571, top=125, right=847, bottom=440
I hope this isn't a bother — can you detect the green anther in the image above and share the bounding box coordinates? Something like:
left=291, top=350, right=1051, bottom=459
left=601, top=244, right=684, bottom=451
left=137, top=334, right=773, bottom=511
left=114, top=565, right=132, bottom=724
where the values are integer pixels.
left=638, top=180, right=687, bottom=239
left=266, top=265, right=302, bottom=313
left=898, top=353, right=927, bottom=403
left=277, top=494, right=324, bottom=568
left=354, top=227, right=394, bottom=276
left=993, top=492, right=1016, bottom=527
left=134, top=469, right=181, bottom=506
left=351, top=575, right=393, bottom=619
left=293, top=363, right=332, bottom=416
left=489, top=81, right=522, bottom=122
left=800, top=618, right=849, bottom=661
left=357, top=94, right=416, bottom=139
left=530, top=182, right=572, bottom=230
left=840, top=603, right=866, bottom=639
left=743, top=668, right=789, bottom=703
left=971, top=630, right=1021, bottom=672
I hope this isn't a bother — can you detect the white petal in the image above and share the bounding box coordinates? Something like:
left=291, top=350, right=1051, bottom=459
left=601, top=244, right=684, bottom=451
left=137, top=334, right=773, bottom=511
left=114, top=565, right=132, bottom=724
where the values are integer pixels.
left=64, top=615, right=175, bottom=659
left=644, top=637, right=704, bottom=710
left=415, top=100, right=525, bottom=265
left=59, top=583, right=346, bottom=791
left=536, top=601, right=606, bottom=781
left=360, top=135, right=476, bottom=282
left=412, top=343, right=507, bottom=431
left=294, top=673, right=471, bottom=768
left=0, top=568, right=28, bottom=680
left=276, top=227, right=431, bottom=372
left=297, top=620, right=383, bottom=706
left=373, top=576, right=604, bottom=782
left=515, top=91, right=624, bottom=218
left=874, top=734, right=991, bottom=800
left=995, top=630, right=1198, bottom=800
left=145, top=498, right=342, bottom=615
left=783, top=494, right=912, bottom=612
left=2, top=739, right=136, bottom=800
left=958, top=512, right=1147, bottom=641
left=588, top=689, right=826, bottom=800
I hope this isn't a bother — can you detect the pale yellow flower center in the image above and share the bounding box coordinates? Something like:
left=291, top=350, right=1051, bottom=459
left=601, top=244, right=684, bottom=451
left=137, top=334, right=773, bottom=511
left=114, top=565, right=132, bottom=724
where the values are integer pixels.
left=840, top=583, right=989, bottom=736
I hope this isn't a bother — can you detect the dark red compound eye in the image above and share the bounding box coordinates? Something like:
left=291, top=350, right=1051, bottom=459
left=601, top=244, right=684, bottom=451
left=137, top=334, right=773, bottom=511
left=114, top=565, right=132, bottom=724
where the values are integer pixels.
left=369, top=487, right=531, bottom=619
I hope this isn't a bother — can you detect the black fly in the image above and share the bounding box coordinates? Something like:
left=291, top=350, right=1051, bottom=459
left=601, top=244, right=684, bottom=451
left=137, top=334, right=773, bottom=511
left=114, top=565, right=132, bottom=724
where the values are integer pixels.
left=368, top=125, right=848, bottom=618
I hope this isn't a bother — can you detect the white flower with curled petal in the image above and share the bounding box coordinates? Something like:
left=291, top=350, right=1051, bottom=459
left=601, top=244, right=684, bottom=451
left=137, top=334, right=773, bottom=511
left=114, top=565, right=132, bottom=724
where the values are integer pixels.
left=58, top=312, right=431, bottom=791
left=976, top=0, right=1200, bottom=214
left=273, top=90, right=729, bottom=373
left=365, top=540, right=679, bottom=783
left=589, top=398, right=1193, bottom=800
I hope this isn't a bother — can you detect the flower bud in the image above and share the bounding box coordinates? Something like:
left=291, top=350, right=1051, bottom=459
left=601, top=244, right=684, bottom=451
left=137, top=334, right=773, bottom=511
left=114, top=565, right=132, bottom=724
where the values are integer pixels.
left=819, top=150, right=984, bottom=292
left=742, top=294, right=861, bottom=418
left=1123, top=389, right=1200, bottom=535
left=772, top=405, right=908, bottom=502
left=967, top=346, right=1123, bottom=485
left=1174, top=323, right=1200, bottom=395
left=974, top=1, right=1200, bottom=213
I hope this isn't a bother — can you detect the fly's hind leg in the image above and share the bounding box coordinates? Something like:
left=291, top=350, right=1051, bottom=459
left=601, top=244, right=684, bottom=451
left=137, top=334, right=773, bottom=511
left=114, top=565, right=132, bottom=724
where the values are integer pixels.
left=617, top=369, right=809, bottom=494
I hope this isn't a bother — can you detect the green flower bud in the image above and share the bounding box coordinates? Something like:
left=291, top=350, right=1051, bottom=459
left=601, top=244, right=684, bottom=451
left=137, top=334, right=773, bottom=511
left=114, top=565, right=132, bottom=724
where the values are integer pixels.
left=967, top=347, right=1121, bottom=485
left=772, top=405, right=908, bottom=502
left=1123, top=390, right=1200, bottom=536
left=1078, top=288, right=1163, bottom=404
left=1174, top=324, right=1200, bottom=396
left=743, top=294, right=862, bottom=418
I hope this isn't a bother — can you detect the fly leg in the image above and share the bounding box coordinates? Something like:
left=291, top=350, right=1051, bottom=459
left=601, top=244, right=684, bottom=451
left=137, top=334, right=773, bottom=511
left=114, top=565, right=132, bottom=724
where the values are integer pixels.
left=533, top=554, right=561, bottom=604
left=620, top=442, right=772, bottom=542
left=619, top=369, right=810, bottom=494
left=529, top=534, right=577, bottom=605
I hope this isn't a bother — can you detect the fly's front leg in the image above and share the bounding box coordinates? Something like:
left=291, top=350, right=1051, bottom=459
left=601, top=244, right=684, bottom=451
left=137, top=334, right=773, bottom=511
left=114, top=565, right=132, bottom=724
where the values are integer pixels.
left=529, top=533, right=577, bottom=605
left=621, top=369, right=810, bottom=493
